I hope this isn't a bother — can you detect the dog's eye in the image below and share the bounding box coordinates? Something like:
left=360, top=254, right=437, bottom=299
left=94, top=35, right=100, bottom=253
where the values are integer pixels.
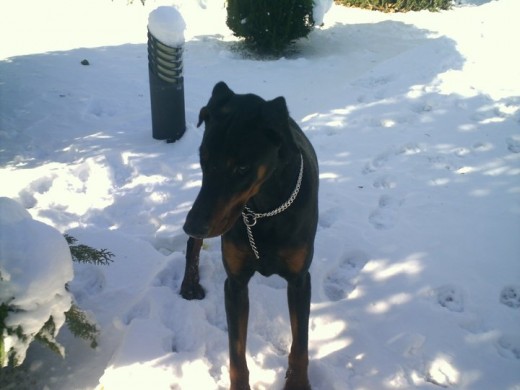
left=235, top=165, right=250, bottom=176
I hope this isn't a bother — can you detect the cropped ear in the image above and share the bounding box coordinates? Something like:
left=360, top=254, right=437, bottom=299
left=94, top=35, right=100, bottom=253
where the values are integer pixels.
left=197, top=106, right=208, bottom=128
left=262, top=96, right=289, bottom=129
left=210, top=81, right=234, bottom=106
left=197, top=82, right=234, bottom=128
left=261, top=96, right=297, bottom=151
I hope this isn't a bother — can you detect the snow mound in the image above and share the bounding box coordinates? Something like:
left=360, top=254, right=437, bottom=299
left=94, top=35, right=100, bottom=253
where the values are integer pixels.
left=0, top=197, right=32, bottom=225
left=0, top=197, right=73, bottom=365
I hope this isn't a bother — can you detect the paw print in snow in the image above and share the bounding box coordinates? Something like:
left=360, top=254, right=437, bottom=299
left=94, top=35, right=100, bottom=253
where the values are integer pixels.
left=506, top=137, right=520, bottom=153
left=500, top=285, right=520, bottom=309
left=373, top=175, right=397, bottom=190
left=497, top=334, right=520, bottom=360
left=369, top=195, right=403, bottom=230
left=435, top=285, right=464, bottom=313
left=323, top=251, right=369, bottom=302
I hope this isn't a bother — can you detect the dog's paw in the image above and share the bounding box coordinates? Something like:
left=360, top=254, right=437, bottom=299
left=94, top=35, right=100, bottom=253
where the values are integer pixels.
left=180, top=280, right=205, bottom=300
left=284, top=369, right=311, bottom=390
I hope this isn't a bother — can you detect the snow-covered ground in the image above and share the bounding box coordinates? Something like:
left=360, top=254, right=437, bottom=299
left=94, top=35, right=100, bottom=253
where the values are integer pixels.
left=1, top=0, right=519, bottom=389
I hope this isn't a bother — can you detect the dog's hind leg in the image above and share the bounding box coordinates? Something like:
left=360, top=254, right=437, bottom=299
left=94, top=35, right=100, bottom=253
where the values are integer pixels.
left=225, top=276, right=252, bottom=390
left=180, top=237, right=205, bottom=300
left=285, top=271, right=312, bottom=390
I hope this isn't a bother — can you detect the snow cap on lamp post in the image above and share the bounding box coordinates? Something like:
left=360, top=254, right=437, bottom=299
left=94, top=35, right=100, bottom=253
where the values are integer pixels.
left=147, top=6, right=186, bottom=142
left=148, top=6, right=186, bottom=49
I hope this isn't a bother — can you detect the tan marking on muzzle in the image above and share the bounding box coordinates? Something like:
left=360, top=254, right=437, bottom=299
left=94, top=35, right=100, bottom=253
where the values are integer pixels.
left=203, top=164, right=269, bottom=237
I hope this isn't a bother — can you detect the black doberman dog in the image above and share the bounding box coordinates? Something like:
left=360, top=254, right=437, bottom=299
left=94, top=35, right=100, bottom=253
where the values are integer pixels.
left=182, top=82, right=318, bottom=390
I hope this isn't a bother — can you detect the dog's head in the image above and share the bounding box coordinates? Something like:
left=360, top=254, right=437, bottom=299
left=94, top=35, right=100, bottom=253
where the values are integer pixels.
left=183, top=82, right=297, bottom=239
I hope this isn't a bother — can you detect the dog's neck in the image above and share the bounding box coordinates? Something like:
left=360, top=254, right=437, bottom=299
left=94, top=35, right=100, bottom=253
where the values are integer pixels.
left=247, top=148, right=302, bottom=213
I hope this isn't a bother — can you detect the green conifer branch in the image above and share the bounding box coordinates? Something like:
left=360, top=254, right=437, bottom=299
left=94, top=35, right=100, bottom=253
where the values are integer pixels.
left=65, top=304, right=99, bottom=349
left=34, top=316, right=64, bottom=357
left=64, top=234, right=114, bottom=266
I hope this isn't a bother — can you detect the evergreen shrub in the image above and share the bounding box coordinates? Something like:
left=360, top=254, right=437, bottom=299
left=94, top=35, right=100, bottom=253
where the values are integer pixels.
left=227, top=0, right=315, bottom=55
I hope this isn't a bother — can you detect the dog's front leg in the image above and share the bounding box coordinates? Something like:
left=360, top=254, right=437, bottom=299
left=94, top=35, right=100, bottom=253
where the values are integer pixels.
left=180, top=237, right=205, bottom=300
left=225, top=277, right=251, bottom=390
left=285, top=271, right=312, bottom=390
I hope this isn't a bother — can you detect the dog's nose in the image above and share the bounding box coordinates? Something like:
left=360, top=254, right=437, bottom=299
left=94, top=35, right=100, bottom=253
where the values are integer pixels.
left=183, top=219, right=209, bottom=239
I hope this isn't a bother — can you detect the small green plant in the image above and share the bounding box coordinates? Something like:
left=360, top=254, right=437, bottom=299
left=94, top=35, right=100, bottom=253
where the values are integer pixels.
left=335, top=0, right=451, bottom=12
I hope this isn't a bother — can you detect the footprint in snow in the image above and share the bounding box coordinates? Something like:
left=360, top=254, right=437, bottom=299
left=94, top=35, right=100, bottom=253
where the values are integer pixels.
left=363, top=143, right=424, bottom=175
left=104, top=151, right=135, bottom=188
left=123, top=298, right=151, bottom=325
left=497, top=334, right=520, bottom=360
left=373, top=175, right=397, bottom=190
left=435, top=285, right=464, bottom=313
left=67, top=265, right=106, bottom=304
left=354, top=74, right=395, bottom=91
left=395, top=143, right=424, bottom=156
left=506, top=137, right=520, bottom=153
left=323, top=251, right=369, bottom=301
left=500, top=285, right=520, bottom=309
left=362, top=153, right=389, bottom=175
left=153, top=259, right=181, bottom=291
left=153, top=234, right=190, bottom=255
left=318, top=206, right=342, bottom=228
left=473, top=141, right=494, bottom=152
left=387, top=332, right=426, bottom=357
left=369, top=195, right=403, bottom=230
left=85, top=98, right=118, bottom=118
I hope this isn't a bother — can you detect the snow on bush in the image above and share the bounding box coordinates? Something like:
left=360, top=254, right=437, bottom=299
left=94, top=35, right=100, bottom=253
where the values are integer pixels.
left=226, top=0, right=315, bottom=54
left=148, top=6, right=186, bottom=46
left=313, top=0, right=333, bottom=25
left=0, top=197, right=73, bottom=366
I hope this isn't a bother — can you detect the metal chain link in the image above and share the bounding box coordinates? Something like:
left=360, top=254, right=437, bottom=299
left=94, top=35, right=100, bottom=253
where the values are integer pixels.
left=244, top=222, right=260, bottom=259
left=242, top=154, right=304, bottom=259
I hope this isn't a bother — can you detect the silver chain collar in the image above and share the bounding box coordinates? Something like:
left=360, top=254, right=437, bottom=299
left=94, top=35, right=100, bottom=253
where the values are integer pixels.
left=241, top=154, right=304, bottom=260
